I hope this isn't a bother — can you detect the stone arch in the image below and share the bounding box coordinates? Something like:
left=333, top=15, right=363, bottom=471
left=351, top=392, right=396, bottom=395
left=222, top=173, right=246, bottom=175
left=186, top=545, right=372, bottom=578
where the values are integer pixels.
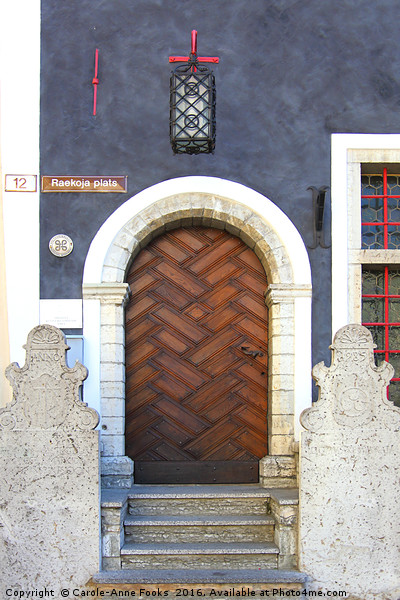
left=82, top=176, right=312, bottom=488
left=100, top=193, right=293, bottom=286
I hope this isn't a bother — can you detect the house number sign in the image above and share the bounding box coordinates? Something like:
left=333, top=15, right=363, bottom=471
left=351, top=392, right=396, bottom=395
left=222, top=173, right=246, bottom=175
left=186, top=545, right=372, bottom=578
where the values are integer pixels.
left=49, top=234, right=74, bottom=257
left=5, top=174, right=37, bottom=192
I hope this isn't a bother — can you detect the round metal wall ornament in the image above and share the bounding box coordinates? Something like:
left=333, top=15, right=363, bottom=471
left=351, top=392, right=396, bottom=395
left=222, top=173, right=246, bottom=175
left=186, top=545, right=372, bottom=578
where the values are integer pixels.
left=49, top=234, right=74, bottom=257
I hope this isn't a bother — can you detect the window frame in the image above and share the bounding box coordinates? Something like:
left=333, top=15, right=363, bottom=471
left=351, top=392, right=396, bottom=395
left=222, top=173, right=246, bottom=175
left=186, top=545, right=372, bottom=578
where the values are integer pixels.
left=332, top=134, right=400, bottom=405
left=331, top=134, right=400, bottom=332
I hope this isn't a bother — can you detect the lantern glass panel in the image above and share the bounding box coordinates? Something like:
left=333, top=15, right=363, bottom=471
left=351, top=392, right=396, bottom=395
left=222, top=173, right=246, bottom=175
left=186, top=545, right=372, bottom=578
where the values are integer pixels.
left=170, top=65, right=216, bottom=154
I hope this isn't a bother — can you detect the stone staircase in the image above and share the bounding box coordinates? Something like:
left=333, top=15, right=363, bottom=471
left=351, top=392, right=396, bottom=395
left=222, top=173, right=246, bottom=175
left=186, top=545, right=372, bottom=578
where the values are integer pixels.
left=122, top=486, right=278, bottom=570
left=91, top=484, right=307, bottom=595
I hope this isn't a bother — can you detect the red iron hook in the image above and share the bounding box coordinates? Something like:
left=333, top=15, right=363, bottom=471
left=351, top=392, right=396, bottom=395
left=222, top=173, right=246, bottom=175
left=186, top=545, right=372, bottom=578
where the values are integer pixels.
left=191, top=29, right=197, bottom=55
left=92, top=49, right=99, bottom=116
left=169, top=30, right=219, bottom=64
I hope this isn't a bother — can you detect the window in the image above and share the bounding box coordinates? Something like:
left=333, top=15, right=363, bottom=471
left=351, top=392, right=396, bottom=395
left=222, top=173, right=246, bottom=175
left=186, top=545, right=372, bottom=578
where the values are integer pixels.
left=362, top=266, right=400, bottom=406
left=361, top=167, right=400, bottom=406
left=331, top=135, right=400, bottom=404
left=361, top=168, right=400, bottom=249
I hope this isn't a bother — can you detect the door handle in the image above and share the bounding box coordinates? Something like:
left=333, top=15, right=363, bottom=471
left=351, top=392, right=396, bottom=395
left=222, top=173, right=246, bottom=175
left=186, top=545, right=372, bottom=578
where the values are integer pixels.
left=240, top=346, right=264, bottom=358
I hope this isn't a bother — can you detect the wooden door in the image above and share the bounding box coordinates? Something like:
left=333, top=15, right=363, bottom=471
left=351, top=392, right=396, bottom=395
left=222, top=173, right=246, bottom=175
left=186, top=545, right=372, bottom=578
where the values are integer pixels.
left=125, top=227, right=268, bottom=484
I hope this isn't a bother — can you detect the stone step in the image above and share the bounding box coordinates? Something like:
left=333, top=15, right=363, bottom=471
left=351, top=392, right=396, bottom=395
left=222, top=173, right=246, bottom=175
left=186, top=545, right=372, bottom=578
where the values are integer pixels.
left=121, top=542, right=279, bottom=570
left=89, top=568, right=308, bottom=598
left=128, top=484, right=270, bottom=516
left=124, top=514, right=275, bottom=543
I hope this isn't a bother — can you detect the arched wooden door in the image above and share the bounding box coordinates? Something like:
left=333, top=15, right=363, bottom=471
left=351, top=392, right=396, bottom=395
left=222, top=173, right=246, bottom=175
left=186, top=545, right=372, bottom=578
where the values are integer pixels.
left=125, top=227, right=268, bottom=484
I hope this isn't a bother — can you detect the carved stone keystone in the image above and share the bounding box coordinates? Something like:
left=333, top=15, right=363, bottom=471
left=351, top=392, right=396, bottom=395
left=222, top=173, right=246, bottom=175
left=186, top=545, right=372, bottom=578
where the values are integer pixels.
left=299, top=324, right=400, bottom=599
left=0, top=325, right=100, bottom=593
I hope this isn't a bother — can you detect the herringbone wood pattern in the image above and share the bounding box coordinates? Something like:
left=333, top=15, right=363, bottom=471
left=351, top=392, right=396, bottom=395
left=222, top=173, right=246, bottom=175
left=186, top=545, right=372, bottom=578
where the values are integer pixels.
left=125, top=227, right=268, bottom=483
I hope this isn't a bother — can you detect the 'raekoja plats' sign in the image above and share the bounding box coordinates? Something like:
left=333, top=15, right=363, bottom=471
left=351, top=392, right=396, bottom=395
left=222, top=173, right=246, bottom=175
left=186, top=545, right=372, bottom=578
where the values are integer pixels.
left=41, top=175, right=127, bottom=192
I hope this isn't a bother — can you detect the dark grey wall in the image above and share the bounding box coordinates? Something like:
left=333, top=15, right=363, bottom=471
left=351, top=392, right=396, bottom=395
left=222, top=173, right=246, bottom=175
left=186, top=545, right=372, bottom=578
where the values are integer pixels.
left=40, top=0, right=400, bottom=371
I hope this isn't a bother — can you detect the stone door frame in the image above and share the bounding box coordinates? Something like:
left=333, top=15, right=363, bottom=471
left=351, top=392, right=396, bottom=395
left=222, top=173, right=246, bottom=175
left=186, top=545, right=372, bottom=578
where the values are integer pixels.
left=82, top=176, right=312, bottom=486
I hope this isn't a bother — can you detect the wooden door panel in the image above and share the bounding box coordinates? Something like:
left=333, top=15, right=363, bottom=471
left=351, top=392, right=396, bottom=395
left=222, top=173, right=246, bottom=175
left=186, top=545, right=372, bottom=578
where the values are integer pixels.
left=152, top=396, right=208, bottom=434
left=153, top=261, right=209, bottom=296
left=187, top=329, right=241, bottom=366
left=152, top=351, right=208, bottom=389
left=187, top=236, right=243, bottom=275
left=203, top=396, right=243, bottom=423
left=152, top=282, right=192, bottom=310
left=183, top=375, right=242, bottom=412
left=125, top=226, right=268, bottom=484
left=153, top=306, right=208, bottom=343
left=203, top=260, right=240, bottom=285
left=152, top=372, right=192, bottom=400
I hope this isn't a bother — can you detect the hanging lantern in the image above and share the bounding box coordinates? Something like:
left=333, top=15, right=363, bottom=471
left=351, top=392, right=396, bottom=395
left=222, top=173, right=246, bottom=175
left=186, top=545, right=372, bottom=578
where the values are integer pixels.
left=169, top=31, right=219, bottom=155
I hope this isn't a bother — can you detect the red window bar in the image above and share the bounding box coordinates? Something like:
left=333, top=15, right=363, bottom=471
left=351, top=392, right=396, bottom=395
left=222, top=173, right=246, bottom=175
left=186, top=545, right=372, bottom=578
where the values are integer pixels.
left=361, top=169, right=400, bottom=405
left=362, top=266, right=400, bottom=401
left=361, top=166, right=400, bottom=249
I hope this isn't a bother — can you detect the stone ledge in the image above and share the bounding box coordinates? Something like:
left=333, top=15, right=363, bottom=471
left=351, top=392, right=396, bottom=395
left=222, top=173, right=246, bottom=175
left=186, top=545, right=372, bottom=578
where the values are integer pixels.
left=101, top=485, right=299, bottom=506
left=121, top=542, right=279, bottom=555
left=83, top=282, right=131, bottom=303
left=269, top=488, right=299, bottom=505
left=126, top=484, right=273, bottom=499
left=124, top=514, right=275, bottom=527
left=265, top=283, right=312, bottom=307
left=90, top=568, right=308, bottom=585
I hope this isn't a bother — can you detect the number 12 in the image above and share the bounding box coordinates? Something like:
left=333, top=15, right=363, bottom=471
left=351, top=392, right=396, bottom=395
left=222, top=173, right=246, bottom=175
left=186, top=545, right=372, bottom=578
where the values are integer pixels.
left=13, top=177, right=27, bottom=189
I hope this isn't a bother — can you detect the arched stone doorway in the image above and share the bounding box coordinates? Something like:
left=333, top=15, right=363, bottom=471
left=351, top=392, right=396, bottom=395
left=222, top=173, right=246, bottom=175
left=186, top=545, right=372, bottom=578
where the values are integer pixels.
left=82, top=177, right=312, bottom=488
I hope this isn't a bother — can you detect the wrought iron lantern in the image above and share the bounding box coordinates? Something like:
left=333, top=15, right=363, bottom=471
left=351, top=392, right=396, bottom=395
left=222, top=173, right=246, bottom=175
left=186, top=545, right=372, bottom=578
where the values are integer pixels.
left=169, top=31, right=218, bottom=155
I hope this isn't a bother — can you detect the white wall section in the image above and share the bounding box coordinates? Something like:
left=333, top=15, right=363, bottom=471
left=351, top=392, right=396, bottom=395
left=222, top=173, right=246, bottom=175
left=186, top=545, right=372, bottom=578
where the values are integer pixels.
left=1, top=0, right=41, bottom=366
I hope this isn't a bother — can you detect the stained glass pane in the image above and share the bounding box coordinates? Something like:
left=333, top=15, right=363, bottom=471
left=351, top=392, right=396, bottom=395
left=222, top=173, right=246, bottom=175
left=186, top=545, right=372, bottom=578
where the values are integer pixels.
left=388, top=381, right=400, bottom=407
left=362, top=298, right=384, bottom=322
left=362, top=269, right=384, bottom=295
left=387, top=352, right=400, bottom=377
left=366, top=326, right=385, bottom=349
left=362, top=225, right=384, bottom=249
left=387, top=197, right=400, bottom=222
left=374, top=352, right=386, bottom=367
left=387, top=175, right=400, bottom=195
left=389, top=326, right=400, bottom=350
left=361, top=197, right=383, bottom=222
left=388, top=269, right=400, bottom=294
left=387, top=226, right=400, bottom=249
left=361, top=175, right=383, bottom=195
left=388, top=300, right=400, bottom=323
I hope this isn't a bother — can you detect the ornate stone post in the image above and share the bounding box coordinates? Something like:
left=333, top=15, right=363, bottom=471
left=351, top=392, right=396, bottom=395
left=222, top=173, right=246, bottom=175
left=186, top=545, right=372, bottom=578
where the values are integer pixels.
left=0, top=325, right=100, bottom=592
left=300, top=324, right=400, bottom=598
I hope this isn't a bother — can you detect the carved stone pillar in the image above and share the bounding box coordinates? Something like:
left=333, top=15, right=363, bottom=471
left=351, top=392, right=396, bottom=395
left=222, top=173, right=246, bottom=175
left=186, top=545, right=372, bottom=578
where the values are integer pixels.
left=83, top=283, right=133, bottom=488
left=259, top=283, right=311, bottom=486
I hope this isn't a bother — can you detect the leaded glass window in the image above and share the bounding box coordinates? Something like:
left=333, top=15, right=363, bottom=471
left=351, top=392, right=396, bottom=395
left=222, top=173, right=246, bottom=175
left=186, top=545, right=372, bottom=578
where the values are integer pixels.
left=362, top=266, right=400, bottom=406
left=361, top=168, right=400, bottom=249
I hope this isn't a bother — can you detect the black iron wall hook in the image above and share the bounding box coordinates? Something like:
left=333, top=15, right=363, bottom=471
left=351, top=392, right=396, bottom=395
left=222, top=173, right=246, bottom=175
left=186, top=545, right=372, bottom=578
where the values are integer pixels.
left=308, top=186, right=330, bottom=249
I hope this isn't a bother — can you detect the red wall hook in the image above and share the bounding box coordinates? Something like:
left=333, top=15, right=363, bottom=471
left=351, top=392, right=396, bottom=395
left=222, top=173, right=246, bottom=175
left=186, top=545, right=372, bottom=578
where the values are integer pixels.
left=169, top=30, right=219, bottom=65
left=92, top=48, right=99, bottom=116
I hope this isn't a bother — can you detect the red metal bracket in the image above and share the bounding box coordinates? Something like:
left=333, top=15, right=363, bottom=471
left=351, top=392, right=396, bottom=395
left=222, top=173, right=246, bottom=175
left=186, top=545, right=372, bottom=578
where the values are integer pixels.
left=92, top=49, right=99, bottom=116
left=169, top=30, right=219, bottom=65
